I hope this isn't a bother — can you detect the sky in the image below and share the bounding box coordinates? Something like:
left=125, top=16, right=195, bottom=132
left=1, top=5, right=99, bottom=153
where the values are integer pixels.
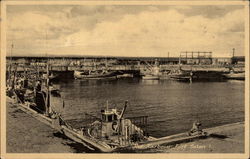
left=6, top=5, right=245, bottom=57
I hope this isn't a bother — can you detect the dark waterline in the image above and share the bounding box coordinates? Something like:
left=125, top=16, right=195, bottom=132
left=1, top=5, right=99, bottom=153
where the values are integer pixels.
left=53, top=78, right=244, bottom=138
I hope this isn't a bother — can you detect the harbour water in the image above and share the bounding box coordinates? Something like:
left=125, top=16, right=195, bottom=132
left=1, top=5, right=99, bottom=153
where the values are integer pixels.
left=52, top=78, right=244, bottom=138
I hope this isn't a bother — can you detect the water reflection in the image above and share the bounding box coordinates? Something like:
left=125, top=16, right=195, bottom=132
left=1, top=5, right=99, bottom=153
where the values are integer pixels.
left=141, top=79, right=159, bottom=85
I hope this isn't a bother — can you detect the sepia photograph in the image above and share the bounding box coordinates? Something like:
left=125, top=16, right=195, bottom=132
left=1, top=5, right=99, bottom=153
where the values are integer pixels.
left=0, top=1, right=249, bottom=158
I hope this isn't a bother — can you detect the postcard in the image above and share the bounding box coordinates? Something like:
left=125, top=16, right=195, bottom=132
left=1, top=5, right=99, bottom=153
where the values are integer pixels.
left=1, top=1, right=249, bottom=159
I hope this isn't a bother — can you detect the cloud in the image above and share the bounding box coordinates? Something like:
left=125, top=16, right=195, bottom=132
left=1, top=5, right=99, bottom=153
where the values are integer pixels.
left=7, top=9, right=76, bottom=40
left=7, top=5, right=245, bottom=57
left=57, top=8, right=244, bottom=57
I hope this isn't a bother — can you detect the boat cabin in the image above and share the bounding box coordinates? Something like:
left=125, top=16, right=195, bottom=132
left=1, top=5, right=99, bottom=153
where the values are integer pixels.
left=101, top=109, right=118, bottom=122
left=98, top=102, right=147, bottom=145
left=101, top=109, right=120, bottom=138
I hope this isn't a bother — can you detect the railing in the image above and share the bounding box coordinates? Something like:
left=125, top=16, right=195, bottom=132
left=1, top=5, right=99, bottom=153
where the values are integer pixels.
left=127, top=115, right=148, bottom=134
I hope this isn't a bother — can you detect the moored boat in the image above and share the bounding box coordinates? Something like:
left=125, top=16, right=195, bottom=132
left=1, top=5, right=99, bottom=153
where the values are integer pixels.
left=169, top=70, right=192, bottom=82
left=170, top=70, right=227, bottom=82
left=141, top=65, right=160, bottom=80
left=74, top=70, right=117, bottom=79
left=142, top=74, right=160, bottom=80
left=116, top=73, right=134, bottom=78
left=223, top=72, right=245, bottom=80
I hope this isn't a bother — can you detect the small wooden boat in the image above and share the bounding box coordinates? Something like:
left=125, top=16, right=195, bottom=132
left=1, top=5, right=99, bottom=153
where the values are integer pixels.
left=169, top=71, right=192, bottom=82
left=74, top=70, right=117, bottom=80
left=142, top=74, right=160, bottom=80
left=116, top=73, right=134, bottom=78
left=170, top=70, right=227, bottom=82
left=141, top=65, right=160, bottom=80
left=223, top=72, right=245, bottom=80
left=159, top=70, right=171, bottom=80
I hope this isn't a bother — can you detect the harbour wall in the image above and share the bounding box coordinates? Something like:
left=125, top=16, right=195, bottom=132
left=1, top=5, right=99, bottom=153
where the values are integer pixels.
left=6, top=56, right=245, bottom=73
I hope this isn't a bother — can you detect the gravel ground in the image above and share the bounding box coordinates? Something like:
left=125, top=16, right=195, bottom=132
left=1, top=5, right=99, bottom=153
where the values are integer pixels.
left=6, top=98, right=90, bottom=153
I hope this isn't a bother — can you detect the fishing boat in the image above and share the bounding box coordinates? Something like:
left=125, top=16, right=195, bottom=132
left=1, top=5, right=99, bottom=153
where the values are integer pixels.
left=223, top=72, right=245, bottom=80
left=169, top=70, right=192, bottom=82
left=159, top=70, right=171, bottom=80
left=74, top=70, right=117, bottom=80
left=116, top=73, right=134, bottom=78
left=141, top=65, right=160, bottom=80
left=142, top=74, right=160, bottom=80
left=170, top=69, right=227, bottom=82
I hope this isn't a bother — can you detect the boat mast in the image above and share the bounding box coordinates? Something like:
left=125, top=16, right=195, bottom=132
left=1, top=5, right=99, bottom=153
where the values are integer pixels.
left=119, top=101, right=128, bottom=119
left=105, top=57, right=108, bottom=72
left=8, top=42, right=14, bottom=88
left=178, top=54, right=181, bottom=70
left=45, top=29, right=50, bottom=116
left=232, top=48, right=235, bottom=58
left=10, top=42, right=18, bottom=89
left=106, top=100, right=109, bottom=111
left=45, top=63, right=50, bottom=116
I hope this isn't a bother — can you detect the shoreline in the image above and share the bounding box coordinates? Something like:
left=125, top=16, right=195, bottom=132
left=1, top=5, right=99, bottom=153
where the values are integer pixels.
left=6, top=97, right=244, bottom=153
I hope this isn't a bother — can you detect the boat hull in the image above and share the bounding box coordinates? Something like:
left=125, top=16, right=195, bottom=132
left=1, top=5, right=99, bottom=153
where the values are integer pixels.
left=74, top=70, right=117, bottom=79
left=170, top=71, right=226, bottom=82
left=142, top=75, right=159, bottom=80
left=223, top=72, right=245, bottom=80
left=116, top=74, right=134, bottom=78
